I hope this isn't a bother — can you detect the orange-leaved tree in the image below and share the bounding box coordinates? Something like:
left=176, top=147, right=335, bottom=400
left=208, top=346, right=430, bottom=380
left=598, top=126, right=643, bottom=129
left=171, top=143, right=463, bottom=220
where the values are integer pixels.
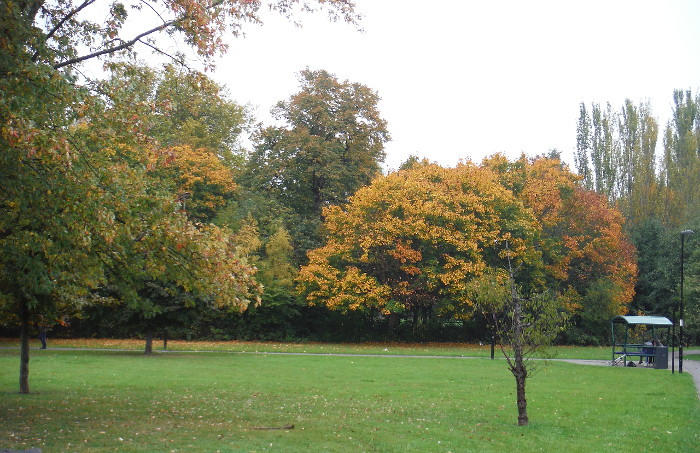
left=483, top=154, right=638, bottom=341
left=297, top=162, right=541, bottom=322
left=148, top=145, right=238, bottom=223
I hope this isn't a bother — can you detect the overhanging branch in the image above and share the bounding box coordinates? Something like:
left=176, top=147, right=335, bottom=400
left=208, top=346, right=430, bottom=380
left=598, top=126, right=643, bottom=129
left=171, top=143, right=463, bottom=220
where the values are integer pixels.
left=51, top=0, right=227, bottom=70
left=53, top=19, right=175, bottom=69
left=32, top=0, right=97, bottom=62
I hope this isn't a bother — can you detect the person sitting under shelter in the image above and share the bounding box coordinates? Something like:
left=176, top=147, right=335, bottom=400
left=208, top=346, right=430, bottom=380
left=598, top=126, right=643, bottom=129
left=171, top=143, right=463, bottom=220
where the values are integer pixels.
left=640, top=338, right=663, bottom=365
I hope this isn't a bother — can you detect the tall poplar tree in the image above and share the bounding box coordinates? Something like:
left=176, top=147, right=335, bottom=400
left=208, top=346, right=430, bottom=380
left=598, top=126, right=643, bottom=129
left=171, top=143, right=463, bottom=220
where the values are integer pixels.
left=576, top=99, right=662, bottom=225
left=662, top=89, right=700, bottom=222
left=575, top=103, right=593, bottom=190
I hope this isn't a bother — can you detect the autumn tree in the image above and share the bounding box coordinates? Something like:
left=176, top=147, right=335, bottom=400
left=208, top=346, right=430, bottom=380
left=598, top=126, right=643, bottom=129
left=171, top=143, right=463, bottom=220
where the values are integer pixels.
left=1, top=0, right=359, bottom=391
left=297, top=161, right=571, bottom=424
left=259, top=225, right=297, bottom=288
left=297, top=162, right=541, bottom=325
left=100, top=62, right=248, bottom=159
left=484, top=154, right=637, bottom=343
left=241, top=223, right=305, bottom=340
left=574, top=92, right=700, bottom=324
left=12, top=1, right=358, bottom=72
left=97, top=63, right=246, bottom=223
left=149, top=64, right=249, bottom=160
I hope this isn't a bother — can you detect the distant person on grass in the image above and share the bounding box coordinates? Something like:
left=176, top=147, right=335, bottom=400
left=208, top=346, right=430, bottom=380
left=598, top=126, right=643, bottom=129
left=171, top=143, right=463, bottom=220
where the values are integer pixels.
left=38, top=327, right=48, bottom=349
left=37, top=316, right=69, bottom=349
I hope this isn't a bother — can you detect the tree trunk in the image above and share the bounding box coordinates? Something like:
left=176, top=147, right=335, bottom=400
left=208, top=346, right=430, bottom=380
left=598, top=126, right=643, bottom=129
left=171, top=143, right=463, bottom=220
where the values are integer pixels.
left=515, top=371, right=528, bottom=426
left=388, top=313, right=398, bottom=339
left=144, top=330, right=153, bottom=355
left=19, top=299, right=31, bottom=394
left=510, top=269, right=528, bottom=426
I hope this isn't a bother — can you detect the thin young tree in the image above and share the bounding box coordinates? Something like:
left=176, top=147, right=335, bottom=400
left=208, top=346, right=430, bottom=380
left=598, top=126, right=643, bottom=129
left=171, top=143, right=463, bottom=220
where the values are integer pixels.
left=474, top=242, right=569, bottom=426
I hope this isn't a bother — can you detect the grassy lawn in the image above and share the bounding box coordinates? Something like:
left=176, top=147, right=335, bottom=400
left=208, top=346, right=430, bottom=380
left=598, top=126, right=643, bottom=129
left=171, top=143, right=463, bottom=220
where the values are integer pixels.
left=1, top=345, right=698, bottom=452
left=0, top=337, right=614, bottom=360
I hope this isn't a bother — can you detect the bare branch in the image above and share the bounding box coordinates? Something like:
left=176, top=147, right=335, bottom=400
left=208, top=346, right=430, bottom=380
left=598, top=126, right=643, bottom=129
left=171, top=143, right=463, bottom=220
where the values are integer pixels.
left=53, top=19, right=175, bottom=69
left=137, top=39, right=191, bottom=70
left=138, top=0, right=168, bottom=25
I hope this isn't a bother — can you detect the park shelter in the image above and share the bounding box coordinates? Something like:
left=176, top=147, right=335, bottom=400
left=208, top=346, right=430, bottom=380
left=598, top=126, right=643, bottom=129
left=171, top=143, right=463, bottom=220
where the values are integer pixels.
left=610, top=315, right=672, bottom=368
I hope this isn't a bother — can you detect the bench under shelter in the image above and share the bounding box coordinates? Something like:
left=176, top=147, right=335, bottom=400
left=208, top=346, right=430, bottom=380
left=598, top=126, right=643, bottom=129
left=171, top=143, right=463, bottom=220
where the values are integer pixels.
left=611, top=315, right=671, bottom=368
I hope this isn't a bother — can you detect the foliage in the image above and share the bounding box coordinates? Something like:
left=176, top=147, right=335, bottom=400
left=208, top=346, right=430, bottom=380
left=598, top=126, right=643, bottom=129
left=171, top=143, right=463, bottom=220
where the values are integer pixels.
left=680, top=224, right=700, bottom=345
left=1, top=32, right=110, bottom=391
left=242, top=68, right=390, bottom=259
left=147, top=64, right=248, bottom=160
left=663, top=89, right=700, bottom=224
left=473, top=246, right=569, bottom=426
left=152, top=144, right=239, bottom=223
left=627, top=219, right=679, bottom=317
left=2, top=0, right=356, bottom=388
left=99, top=64, right=246, bottom=223
left=575, top=92, right=700, bottom=330
left=483, top=155, right=637, bottom=342
left=576, top=93, right=700, bottom=228
left=259, top=224, right=297, bottom=288
left=16, top=0, right=359, bottom=71
left=68, top=103, right=262, bottom=354
left=297, top=162, right=540, bottom=322
left=297, top=156, right=636, bottom=344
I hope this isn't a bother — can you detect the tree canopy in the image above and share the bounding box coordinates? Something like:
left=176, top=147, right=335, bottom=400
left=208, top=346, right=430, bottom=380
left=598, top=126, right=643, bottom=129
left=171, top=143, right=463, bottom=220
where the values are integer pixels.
left=298, top=156, right=636, bottom=341
left=1, top=0, right=359, bottom=392
left=298, top=161, right=536, bottom=317
left=245, top=68, right=390, bottom=219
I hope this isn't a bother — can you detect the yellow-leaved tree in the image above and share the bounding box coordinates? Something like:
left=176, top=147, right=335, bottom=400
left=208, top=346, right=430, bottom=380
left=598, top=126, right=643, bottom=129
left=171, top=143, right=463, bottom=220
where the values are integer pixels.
left=297, top=162, right=541, bottom=322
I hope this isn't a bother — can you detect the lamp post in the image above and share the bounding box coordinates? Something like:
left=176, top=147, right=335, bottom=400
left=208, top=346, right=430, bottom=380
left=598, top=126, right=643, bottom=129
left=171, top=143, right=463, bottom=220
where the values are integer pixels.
left=680, top=229, right=694, bottom=374
left=672, top=305, right=676, bottom=374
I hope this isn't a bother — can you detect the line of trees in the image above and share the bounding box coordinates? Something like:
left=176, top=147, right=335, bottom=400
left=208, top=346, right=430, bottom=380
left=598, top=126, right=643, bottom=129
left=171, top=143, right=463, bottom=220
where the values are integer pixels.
left=0, top=0, right=360, bottom=393
left=575, top=93, right=700, bottom=343
left=3, top=0, right=699, bottom=398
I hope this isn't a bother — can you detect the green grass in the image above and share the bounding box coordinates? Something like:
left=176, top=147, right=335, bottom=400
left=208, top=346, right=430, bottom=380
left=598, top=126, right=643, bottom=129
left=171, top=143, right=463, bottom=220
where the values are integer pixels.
left=1, top=347, right=698, bottom=452
left=0, top=337, right=614, bottom=359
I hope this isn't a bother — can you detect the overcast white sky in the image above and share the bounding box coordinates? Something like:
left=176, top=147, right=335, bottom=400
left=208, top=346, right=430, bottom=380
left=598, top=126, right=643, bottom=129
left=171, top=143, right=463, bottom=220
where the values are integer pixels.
left=206, top=0, right=700, bottom=172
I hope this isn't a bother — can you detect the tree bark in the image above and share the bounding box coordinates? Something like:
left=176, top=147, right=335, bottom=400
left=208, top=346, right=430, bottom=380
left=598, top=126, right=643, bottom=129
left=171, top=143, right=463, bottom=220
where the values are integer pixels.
left=388, top=313, right=398, bottom=339
left=515, top=370, right=528, bottom=426
left=19, top=298, right=31, bottom=394
left=144, top=330, right=153, bottom=355
left=510, top=263, right=528, bottom=426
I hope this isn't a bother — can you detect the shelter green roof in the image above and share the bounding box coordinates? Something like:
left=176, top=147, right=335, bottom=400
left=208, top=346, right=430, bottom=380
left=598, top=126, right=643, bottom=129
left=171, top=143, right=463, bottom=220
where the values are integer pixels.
left=610, top=315, right=672, bottom=326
